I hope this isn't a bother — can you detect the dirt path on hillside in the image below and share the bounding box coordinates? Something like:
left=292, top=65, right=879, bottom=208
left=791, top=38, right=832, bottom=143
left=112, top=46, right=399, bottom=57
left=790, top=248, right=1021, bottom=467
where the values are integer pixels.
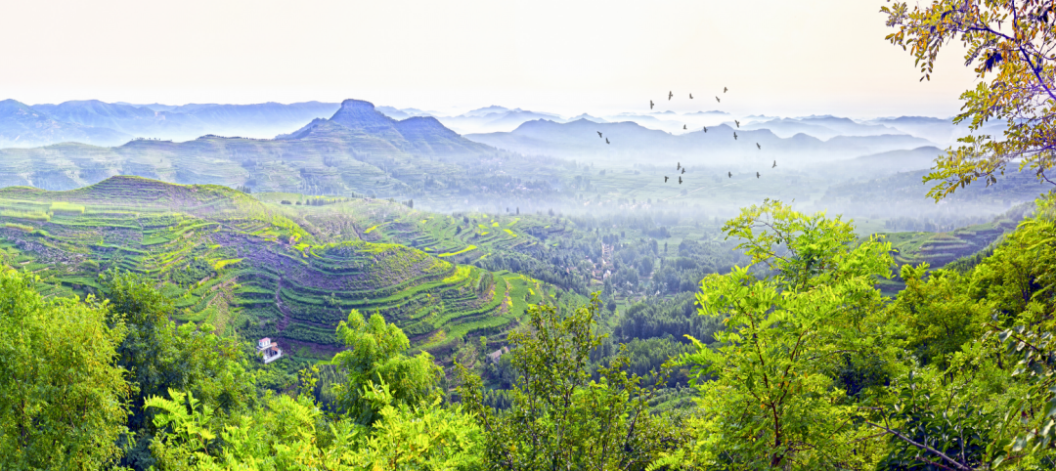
left=275, top=277, right=292, bottom=330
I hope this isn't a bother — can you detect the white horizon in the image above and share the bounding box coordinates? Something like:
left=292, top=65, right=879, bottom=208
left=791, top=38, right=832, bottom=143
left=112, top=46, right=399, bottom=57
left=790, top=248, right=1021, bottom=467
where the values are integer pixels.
left=3, top=0, right=979, bottom=120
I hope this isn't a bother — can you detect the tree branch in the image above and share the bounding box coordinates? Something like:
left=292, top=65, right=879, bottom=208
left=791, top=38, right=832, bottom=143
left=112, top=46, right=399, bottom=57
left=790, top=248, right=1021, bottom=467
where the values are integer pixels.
left=864, top=421, right=974, bottom=471
left=1039, top=168, right=1056, bottom=187
left=1017, top=44, right=1056, bottom=103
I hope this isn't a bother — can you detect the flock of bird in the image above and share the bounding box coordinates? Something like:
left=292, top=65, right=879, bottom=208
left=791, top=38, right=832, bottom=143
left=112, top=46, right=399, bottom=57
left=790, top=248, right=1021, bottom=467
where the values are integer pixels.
left=596, top=86, right=776, bottom=186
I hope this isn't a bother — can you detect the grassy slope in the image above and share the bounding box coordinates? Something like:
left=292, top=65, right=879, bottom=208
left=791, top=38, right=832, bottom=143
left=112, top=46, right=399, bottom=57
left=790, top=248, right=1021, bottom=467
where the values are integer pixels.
left=0, top=176, right=567, bottom=367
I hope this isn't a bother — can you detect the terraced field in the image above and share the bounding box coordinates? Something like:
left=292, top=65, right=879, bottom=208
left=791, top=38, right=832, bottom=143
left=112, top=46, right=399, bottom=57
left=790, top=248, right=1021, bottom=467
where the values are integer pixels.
left=253, top=192, right=583, bottom=265
left=0, top=176, right=559, bottom=365
left=872, top=203, right=1033, bottom=295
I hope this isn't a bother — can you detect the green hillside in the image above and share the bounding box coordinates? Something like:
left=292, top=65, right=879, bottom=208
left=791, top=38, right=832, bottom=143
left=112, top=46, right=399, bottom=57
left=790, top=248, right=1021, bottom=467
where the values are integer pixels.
left=0, top=176, right=561, bottom=366
left=870, top=202, right=1034, bottom=295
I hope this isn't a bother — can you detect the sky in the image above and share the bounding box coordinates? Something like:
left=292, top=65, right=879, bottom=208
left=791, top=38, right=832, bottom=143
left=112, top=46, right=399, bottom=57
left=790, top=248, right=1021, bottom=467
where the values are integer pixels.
left=1, top=0, right=981, bottom=118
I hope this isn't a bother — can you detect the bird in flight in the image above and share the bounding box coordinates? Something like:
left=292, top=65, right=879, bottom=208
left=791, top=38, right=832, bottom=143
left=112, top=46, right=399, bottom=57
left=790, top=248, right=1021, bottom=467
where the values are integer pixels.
left=702, top=126, right=708, bottom=133
left=772, top=160, right=776, bottom=168
left=681, top=168, right=685, bottom=174
left=728, top=171, right=732, bottom=178
left=677, top=162, right=681, bottom=170
left=664, top=176, right=669, bottom=183
left=715, top=96, right=721, bottom=103
left=605, top=138, right=610, bottom=144
left=733, top=132, right=738, bottom=140
left=678, top=176, right=683, bottom=184
left=668, top=91, right=673, bottom=100
left=650, top=100, right=654, bottom=110
left=683, top=124, right=687, bottom=130
left=757, top=143, right=762, bottom=150
left=735, top=120, right=741, bottom=128
left=689, top=93, right=694, bottom=99
left=724, top=86, right=728, bottom=93
left=597, top=131, right=602, bottom=138
left=756, top=172, right=761, bottom=178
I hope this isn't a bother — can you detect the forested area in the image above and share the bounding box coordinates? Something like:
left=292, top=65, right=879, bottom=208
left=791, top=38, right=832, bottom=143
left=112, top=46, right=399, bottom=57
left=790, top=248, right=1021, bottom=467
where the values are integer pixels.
left=473, top=212, right=747, bottom=299
left=4, top=189, right=1056, bottom=469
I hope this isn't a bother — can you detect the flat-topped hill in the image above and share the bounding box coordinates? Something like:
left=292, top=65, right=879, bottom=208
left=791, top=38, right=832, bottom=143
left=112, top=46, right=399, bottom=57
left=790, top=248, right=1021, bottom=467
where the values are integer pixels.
left=0, top=99, right=507, bottom=202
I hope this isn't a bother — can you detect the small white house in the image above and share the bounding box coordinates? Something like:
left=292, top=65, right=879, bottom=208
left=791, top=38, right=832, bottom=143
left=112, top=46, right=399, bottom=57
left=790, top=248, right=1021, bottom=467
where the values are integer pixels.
left=487, top=346, right=509, bottom=364
left=257, top=337, right=283, bottom=364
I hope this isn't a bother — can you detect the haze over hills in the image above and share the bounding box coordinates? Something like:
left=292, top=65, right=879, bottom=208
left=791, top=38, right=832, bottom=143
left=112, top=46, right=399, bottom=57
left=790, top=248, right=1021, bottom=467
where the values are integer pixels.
left=0, top=99, right=573, bottom=212
left=0, top=99, right=132, bottom=148
left=0, top=96, right=1041, bottom=225
left=830, top=146, right=945, bottom=176
left=375, top=106, right=434, bottom=120
left=434, top=106, right=564, bottom=134
left=33, top=100, right=342, bottom=141
left=464, top=118, right=935, bottom=164
left=864, top=115, right=1009, bottom=146
left=3, top=97, right=1009, bottom=148
left=740, top=117, right=904, bottom=140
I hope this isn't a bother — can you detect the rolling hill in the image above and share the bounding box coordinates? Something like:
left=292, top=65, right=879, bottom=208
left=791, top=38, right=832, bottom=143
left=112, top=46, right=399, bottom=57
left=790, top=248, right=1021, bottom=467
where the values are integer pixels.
left=0, top=175, right=561, bottom=364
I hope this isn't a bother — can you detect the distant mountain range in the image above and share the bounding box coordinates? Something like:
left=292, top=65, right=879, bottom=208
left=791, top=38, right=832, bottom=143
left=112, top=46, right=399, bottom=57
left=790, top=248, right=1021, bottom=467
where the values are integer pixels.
left=0, top=99, right=506, bottom=196
left=434, top=107, right=564, bottom=134
left=864, top=116, right=1008, bottom=146
left=0, top=99, right=132, bottom=148
left=375, top=106, right=434, bottom=120
left=740, top=116, right=904, bottom=140
left=0, top=96, right=1036, bottom=221
left=811, top=146, right=944, bottom=178
left=464, top=118, right=935, bottom=165
left=33, top=100, right=341, bottom=142
left=2, top=97, right=997, bottom=150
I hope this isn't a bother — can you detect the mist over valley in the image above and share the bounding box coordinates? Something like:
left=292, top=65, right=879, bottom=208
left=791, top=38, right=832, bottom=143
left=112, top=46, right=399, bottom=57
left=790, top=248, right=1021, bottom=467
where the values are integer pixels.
left=0, top=96, right=1033, bottom=229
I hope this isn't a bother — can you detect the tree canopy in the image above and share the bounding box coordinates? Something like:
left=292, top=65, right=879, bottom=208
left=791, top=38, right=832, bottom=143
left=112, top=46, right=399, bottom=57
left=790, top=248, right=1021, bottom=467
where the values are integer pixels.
left=882, top=0, right=1056, bottom=200
left=0, top=269, right=131, bottom=469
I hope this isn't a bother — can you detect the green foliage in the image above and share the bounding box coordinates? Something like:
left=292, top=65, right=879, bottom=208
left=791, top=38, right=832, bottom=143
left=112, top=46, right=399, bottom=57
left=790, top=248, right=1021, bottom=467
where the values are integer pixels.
left=0, top=269, right=131, bottom=469
left=458, top=296, right=684, bottom=470
left=146, top=384, right=483, bottom=470
left=973, top=194, right=1056, bottom=466
left=851, top=194, right=1056, bottom=469
left=17, top=167, right=1056, bottom=470
left=882, top=0, right=1056, bottom=200
left=145, top=321, right=480, bottom=470
left=670, top=200, right=898, bottom=470
left=890, top=263, right=989, bottom=368
left=103, top=271, right=255, bottom=469
left=332, top=309, right=444, bottom=425
left=344, top=382, right=483, bottom=470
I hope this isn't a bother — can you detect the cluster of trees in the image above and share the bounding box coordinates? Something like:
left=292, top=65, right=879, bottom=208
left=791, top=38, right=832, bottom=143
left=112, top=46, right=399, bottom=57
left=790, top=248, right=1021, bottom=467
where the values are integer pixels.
left=280, top=197, right=352, bottom=206
left=473, top=212, right=745, bottom=299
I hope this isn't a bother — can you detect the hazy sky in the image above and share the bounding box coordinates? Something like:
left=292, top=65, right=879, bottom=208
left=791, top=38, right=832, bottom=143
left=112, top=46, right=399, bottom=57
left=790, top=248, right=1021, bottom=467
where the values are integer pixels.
left=2, top=0, right=980, bottom=118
